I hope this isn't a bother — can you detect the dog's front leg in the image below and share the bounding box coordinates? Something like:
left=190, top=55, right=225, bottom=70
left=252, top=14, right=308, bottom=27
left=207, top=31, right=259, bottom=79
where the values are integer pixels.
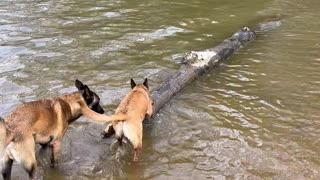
left=133, top=145, right=142, bottom=162
left=50, top=141, right=61, bottom=167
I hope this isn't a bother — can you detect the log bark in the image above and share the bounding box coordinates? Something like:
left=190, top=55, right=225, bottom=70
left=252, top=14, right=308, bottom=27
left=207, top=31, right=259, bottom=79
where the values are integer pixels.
left=151, top=20, right=281, bottom=114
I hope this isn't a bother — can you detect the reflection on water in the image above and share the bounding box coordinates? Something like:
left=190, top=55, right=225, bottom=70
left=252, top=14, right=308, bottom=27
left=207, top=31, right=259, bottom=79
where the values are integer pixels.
left=0, top=0, right=319, bottom=179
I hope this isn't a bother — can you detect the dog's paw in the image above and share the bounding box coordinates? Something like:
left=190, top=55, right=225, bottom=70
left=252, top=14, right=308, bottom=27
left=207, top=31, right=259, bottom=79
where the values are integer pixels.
left=133, top=154, right=139, bottom=162
left=50, top=160, right=56, bottom=168
left=100, top=131, right=107, bottom=138
left=100, top=131, right=112, bottom=139
left=145, top=113, right=153, bottom=120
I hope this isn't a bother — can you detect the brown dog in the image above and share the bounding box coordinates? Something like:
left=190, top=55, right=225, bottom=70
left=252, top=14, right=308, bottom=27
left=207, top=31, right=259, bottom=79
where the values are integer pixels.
left=0, top=80, right=119, bottom=180
left=101, top=78, right=153, bottom=161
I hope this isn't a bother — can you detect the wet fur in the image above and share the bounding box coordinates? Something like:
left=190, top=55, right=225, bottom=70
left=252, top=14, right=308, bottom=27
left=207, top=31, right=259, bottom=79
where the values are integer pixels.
left=101, top=78, right=153, bottom=161
left=0, top=80, right=116, bottom=179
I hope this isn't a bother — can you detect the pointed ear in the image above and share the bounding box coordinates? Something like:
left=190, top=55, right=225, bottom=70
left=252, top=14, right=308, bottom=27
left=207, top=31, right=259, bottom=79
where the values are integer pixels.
left=130, top=79, right=136, bottom=89
left=75, top=79, right=84, bottom=90
left=83, top=85, right=91, bottom=96
left=143, top=78, right=149, bottom=89
left=89, top=93, right=99, bottom=108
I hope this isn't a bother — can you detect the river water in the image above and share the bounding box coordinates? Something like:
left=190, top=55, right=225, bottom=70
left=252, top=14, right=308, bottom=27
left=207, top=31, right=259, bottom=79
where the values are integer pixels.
left=0, top=0, right=319, bottom=179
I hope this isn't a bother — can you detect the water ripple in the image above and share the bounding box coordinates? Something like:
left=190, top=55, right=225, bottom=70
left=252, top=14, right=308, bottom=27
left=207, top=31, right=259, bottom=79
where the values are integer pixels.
left=91, top=26, right=185, bottom=56
left=1, top=0, right=319, bottom=179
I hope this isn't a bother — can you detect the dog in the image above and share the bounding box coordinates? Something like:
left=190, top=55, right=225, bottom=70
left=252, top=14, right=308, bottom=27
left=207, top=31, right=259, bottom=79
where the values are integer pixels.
left=0, top=79, right=121, bottom=180
left=101, top=78, right=153, bottom=161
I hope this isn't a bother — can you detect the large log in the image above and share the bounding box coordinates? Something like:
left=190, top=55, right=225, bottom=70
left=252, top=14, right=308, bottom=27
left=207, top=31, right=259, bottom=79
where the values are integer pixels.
left=151, top=20, right=281, bottom=114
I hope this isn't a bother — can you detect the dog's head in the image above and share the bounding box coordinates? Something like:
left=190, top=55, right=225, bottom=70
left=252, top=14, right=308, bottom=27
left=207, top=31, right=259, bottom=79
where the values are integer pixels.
left=75, top=79, right=105, bottom=114
left=130, top=78, right=149, bottom=90
left=131, top=78, right=153, bottom=114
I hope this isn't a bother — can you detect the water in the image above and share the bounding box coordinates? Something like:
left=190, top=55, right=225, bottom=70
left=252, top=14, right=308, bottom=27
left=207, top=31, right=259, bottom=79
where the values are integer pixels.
left=0, top=0, right=319, bottom=179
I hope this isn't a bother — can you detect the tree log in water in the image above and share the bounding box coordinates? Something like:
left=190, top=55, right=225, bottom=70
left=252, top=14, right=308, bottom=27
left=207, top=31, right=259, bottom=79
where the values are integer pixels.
left=151, top=20, right=281, bottom=114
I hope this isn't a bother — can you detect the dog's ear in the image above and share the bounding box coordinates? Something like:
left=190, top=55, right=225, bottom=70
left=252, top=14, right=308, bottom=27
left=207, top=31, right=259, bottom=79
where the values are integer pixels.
left=75, top=79, right=85, bottom=90
left=92, top=92, right=100, bottom=103
left=143, top=78, right=149, bottom=89
left=130, top=79, right=136, bottom=89
left=83, top=85, right=91, bottom=96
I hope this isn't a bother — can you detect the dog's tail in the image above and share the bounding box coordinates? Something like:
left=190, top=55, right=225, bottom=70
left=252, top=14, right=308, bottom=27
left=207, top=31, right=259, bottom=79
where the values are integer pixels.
left=105, top=114, right=127, bottom=122
left=81, top=104, right=127, bottom=123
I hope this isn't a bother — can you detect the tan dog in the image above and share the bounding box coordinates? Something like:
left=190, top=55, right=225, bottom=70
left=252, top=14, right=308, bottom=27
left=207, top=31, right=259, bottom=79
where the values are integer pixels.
left=101, top=78, right=153, bottom=161
left=0, top=80, right=119, bottom=180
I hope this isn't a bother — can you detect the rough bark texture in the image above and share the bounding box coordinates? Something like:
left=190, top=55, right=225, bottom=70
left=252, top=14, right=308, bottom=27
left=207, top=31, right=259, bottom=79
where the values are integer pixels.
left=151, top=21, right=281, bottom=114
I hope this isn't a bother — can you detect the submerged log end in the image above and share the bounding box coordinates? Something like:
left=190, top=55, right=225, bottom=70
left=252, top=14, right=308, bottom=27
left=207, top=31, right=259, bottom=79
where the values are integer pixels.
left=230, top=27, right=257, bottom=44
left=254, top=20, right=282, bottom=33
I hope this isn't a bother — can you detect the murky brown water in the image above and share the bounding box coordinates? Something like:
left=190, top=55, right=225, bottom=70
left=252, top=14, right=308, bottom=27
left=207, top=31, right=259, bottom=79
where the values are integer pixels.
left=1, top=0, right=319, bottom=179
